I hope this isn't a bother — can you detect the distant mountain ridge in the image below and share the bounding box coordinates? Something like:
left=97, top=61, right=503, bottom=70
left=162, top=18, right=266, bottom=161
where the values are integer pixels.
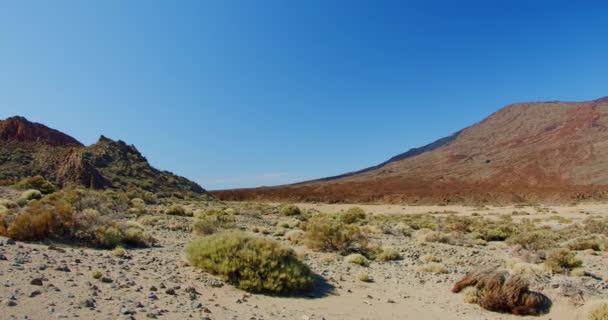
left=213, top=97, right=608, bottom=204
left=0, top=116, right=206, bottom=196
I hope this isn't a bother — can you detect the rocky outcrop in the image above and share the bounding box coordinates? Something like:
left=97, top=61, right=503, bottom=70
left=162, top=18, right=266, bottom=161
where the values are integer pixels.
left=0, top=116, right=206, bottom=196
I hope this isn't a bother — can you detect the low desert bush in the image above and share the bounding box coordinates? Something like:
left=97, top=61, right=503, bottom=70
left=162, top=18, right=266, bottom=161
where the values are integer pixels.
left=462, top=287, right=480, bottom=304
left=120, top=221, right=156, bottom=247
left=339, top=207, right=367, bottom=224
left=285, top=230, right=305, bottom=244
left=418, top=262, right=448, bottom=274
left=185, top=232, right=314, bottom=294
left=302, top=216, right=368, bottom=254
left=0, top=199, right=18, bottom=209
left=587, top=301, right=608, bottom=320
left=421, top=254, right=441, bottom=263
left=510, top=262, right=547, bottom=277
left=18, top=189, right=43, bottom=204
left=376, top=247, right=401, bottom=262
left=567, top=236, right=604, bottom=251
left=91, top=271, right=103, bottom=279
left=166, top=204, right=187, bottom=216
left=345, top=253, right=369, bottom=267
left=128, top=198, right=147, bottom=216
left=357, top=273, right=372, bottom=282
left=544, top=248, right=582, bottom=274
left=192, top=208, right=235, bottom=235
left=6, top=199, right=73, bottom=240
left=95, top=225, right=123, bottom=248
left=280, top=204, right=301, bottom=216
left=507, top=229, right=558, bottom=251
left=452, top=269, right=551, bottom=315
left=14, top=176, right=55, bottom=194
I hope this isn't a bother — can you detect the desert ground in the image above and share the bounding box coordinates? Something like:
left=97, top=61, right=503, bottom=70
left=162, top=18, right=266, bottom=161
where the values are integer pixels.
left=2, top=189, right=608, bottom=320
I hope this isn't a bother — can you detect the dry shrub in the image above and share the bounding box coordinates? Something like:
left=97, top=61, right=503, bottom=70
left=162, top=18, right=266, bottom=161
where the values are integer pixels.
left=120, top=221, right=156, bottom=247
left=418, top=262, right=448, bottom=274
left=357, top=273, right=372, bottom=282
left=507, top=229, right=558, bottom=251
left=567, top=236, right=604, bottom=251
left=510, top=262, right=547, bottom=277
left=376, top=247, right=401, bottom=262
left=302, top=215, right=368, bottom=254
left=185, top=231, right=314, bottom=294
left=7, top=200, right=74, bottom=241
left=421, top=254, right=441, bottom=263
left=285, top=230, right=305, bottom=244
left=339, top=207, right=367, bottom=224
left=192, top=208, right=235, bottom=235
left=452, top=269, right=551, bottom=315
left=586, top=301, right=608, bottom=320
left=280, top=204, right=301, bottom=216
left=166, top=204, right=187, bottom=216
left=544, top=248, right=582, bottom=274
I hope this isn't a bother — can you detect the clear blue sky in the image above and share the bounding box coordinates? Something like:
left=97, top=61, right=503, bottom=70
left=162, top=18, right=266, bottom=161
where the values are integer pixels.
left=1, top=1, right=607, bottom=190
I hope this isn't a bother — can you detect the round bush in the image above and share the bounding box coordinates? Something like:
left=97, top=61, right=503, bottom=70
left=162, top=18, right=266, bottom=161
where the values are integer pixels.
left=280, top=204, right=301, bottom=216
left=339, top=207, right=367, bottom=224
left=20, top=189, right=43, bottom=202
left=345, top=253, right=369, bottom=266
left=185, top=231, right=314, bottom=294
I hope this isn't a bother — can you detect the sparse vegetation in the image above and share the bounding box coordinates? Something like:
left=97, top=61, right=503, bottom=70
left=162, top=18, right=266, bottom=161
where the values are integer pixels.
left=185, top=232, right=314, bottom=294
left=418, top=262, right=448, bottom=274
left=587, top=301, right=608, bottom=320
left=544, top=248, right=582, bottom=274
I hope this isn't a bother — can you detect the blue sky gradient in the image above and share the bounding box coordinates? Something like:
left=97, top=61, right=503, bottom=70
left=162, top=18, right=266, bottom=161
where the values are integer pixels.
left=1, top=1, right=607, bottom=189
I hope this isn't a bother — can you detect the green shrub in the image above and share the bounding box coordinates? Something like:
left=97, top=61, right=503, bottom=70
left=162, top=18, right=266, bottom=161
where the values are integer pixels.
left=14, top=176, right=55, bottom=194
left=120, top=221, right=156, bottom=247
left=95, top=225, right=123, bottom=248
left=91, top=271, right=103, bottom=279
left=185, top=232, right=314, bottom=294
left=302, top=216, right=368, bottom=254
left=0, top=199, right=19, bottom=209
left=19, top=189, right=43, bottom=203
left=339, top=207, right=367, bottom=224
left=280, top=204, right=301, bottom=216
left=544, top=248, right=583, bottom=274
left=345, top=253, right=369, bottom=266
left=192, top=208, right=235, bottom=235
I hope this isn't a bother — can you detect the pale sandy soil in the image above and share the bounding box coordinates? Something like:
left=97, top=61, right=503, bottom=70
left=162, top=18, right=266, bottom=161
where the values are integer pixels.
left=1, top=203, right=607, bottom=320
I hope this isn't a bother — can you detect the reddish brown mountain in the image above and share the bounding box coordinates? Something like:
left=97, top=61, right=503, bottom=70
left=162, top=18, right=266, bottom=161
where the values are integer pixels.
left=0, top=116, right=83, bottom=147
left=213, top=97, right=608, bottom=204
left=0, top=116, right=207, bottom=197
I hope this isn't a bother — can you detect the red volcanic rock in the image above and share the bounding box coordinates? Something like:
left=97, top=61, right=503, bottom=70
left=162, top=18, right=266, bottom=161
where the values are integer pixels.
left=213, top=97, right=608, bottom=204
left=0, top=116, right=83, bottom=147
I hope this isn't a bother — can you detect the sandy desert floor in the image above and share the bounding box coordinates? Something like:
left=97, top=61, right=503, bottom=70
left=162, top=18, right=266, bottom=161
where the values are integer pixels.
left=1, top=202, right=608, bottom=320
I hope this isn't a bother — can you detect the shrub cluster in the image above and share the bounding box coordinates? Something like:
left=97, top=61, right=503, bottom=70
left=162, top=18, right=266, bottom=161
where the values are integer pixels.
left=185, top=232, right=314, bottom=294
left=280, top=204, right=301, bottom=217
left=14, top=176, right=56, bottom=194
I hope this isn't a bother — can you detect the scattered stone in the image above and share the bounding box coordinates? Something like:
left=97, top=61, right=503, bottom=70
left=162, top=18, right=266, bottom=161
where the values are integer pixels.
left=55, top=265, right=71, bottom=272
left=30, top=278, right=44, bottom=286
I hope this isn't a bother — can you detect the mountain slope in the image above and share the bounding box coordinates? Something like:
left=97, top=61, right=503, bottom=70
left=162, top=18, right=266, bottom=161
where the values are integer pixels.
left=0, top=116, right=206, bottom=196
left=213, top=97, right=608, bottom=204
